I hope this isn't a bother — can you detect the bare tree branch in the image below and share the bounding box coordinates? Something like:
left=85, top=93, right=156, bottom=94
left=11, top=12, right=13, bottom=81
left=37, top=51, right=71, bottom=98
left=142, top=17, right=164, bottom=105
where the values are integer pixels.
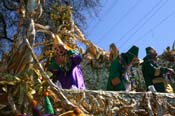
left=0, top=13, right=14, bottom=42
left=2, top=0, right=20, bottom=11
left=1, top=37, right=14, bottom=42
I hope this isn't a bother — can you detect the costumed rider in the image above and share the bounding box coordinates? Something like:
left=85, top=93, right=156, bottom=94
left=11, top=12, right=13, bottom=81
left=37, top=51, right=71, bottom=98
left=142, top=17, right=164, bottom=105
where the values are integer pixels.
left=107, top=45, right=139, bottom=91
left=48, top=35, right=85, bottom=90
left=142, top=46, right=175, bottom=93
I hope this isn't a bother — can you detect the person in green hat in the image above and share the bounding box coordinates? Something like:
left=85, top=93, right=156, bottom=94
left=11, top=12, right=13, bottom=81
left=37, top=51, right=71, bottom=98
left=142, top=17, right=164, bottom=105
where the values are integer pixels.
left=48, top=44, right=86, bottom=89
left=107, top=45, right=139, bottom=91
left=142, top=47, right=174, bottom=93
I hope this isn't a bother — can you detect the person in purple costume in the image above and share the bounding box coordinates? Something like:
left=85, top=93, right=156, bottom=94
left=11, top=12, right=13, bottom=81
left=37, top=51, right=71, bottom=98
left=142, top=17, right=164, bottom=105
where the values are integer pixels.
left=48, top=44, right=85, bottom=90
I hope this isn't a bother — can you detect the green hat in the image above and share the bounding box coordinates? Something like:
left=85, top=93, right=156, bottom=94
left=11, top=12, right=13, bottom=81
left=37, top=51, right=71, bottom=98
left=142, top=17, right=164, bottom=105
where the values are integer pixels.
left=127, top=45, right=139, bottom=57
left=125, top=45, right=139, bottom=65
left=44, top=93, right=54, bottom=115
left=67, top=50, right=79, bottom=56
left=145, top=46, right=154, bottom=55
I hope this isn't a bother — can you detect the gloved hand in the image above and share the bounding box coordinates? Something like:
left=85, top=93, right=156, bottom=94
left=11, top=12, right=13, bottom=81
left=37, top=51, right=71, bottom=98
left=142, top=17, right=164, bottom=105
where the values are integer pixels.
left=167, top=68, right=175, bottom=76
left=160, top=67, right=169, bottom=75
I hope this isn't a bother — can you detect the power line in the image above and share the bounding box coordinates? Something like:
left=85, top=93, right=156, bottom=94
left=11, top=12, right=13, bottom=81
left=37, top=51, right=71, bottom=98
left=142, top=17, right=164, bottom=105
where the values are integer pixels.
left=116, top=0, right=164, bottom=47
left=87, top=0, right=108, bottom=31
left=88, top=0, right=118, bottom=31
left=96, top=0, right=143, bottom=44
left=88, top=0, right=119, bottom=35
left=121, top=12, right=174, bottom=52
left=133, top=12, right=174, bottom=45
left=118, top=0, right=169, bottom=49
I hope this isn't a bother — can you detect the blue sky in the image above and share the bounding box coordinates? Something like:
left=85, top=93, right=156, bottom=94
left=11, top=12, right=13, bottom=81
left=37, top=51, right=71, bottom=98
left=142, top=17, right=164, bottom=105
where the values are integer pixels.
left=86, top=0, right=175, bottom=59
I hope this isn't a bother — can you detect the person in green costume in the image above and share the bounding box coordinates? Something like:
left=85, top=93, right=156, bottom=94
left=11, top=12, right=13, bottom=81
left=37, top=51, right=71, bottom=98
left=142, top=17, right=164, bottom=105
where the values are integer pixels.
left=142, top=47, right=174, bottom=93
left=107, top=45, right=139, bottom=91
left=48, top=44, right=86, bottom=89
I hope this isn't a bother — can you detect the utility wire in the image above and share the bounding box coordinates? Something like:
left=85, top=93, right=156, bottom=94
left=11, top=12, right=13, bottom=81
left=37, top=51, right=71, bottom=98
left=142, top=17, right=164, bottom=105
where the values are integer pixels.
left=121, top=12, right=174, bottom=52
left=118, top=0, right=168, bottom=49
left=96, top=0, right=142, bottom=44
left=88, top=0, right=119, bottom=35
left=116, top=0, right=163, bottom=46
left=87, top=0, right=108, bottom=31
left=134, top=12, right=174, bottom=45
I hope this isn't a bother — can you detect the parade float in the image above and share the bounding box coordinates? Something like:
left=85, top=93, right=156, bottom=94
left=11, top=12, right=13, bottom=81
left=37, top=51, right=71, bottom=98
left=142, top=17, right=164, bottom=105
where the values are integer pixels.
left=0, top=0, right=175, bottom=115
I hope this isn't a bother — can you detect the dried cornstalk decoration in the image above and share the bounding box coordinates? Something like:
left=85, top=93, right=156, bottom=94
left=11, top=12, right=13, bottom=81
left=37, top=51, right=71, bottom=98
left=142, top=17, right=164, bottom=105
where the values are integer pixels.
left=0, top=1, right=85, bottom=115
left=0, top=0, right=108, bottom=115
